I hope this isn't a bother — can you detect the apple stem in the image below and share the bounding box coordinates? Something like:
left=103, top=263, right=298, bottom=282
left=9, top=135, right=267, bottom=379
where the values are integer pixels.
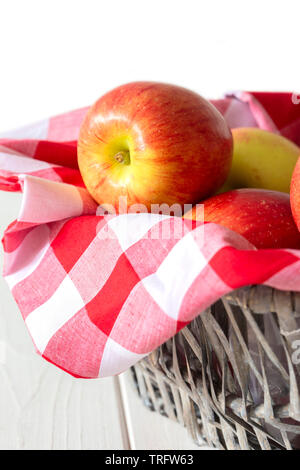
left=114, top=150, right=130, bottom=165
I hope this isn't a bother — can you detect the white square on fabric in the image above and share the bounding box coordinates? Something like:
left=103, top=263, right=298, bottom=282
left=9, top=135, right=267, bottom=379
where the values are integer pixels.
left=142, top=232, right=207, bottom=320
left=26, top=275, right=85, bottom=353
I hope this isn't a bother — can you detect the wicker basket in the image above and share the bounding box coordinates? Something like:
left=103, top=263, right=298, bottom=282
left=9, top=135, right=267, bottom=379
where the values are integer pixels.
left=131, top=285, right=300, bottom=450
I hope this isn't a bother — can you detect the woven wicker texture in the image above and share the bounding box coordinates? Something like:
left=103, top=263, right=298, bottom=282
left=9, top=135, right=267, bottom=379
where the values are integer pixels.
left=132, top=286, right=300, bottom=450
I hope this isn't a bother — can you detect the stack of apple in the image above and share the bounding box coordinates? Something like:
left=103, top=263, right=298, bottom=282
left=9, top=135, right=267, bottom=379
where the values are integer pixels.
left=78, top=82, right=300, bottom=249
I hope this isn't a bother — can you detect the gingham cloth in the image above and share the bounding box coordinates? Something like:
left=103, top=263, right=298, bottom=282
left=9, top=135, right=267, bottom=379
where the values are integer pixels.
left=1, top=91, right=300, bottom=378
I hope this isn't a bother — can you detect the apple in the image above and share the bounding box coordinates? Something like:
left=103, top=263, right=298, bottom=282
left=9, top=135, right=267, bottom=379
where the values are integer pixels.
left=184, top=188, right=300, bottom=249
left=78, top=82, right=233, bottom=213
left=218, top=128, right=300, bottom=194
left=290, top=156, right=300, bottom=231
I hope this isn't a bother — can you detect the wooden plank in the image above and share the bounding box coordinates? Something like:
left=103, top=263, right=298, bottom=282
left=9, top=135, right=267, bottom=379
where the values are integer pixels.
left=119, top=371, right=211, bottom=450
left=0, top=342, right=126, bottom=449
left=0, top=191, right=125, bottom=450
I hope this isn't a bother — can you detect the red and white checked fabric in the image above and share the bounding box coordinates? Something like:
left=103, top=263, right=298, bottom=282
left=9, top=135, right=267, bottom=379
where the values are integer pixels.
left=1, top=91, right=300, bottom=378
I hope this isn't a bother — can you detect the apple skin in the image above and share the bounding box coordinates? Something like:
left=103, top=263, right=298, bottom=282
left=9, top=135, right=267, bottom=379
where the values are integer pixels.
left=218, top=128, right=300, bottom=194
left=78, top=82, right=233, bottom=212
left=184, top=188, right=300, bottom=249
left=290, top=156, right=300, bottom=231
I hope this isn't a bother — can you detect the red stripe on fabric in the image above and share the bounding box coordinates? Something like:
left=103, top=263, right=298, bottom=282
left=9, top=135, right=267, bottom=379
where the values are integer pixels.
left=1, top=166, right=82, bottom=188
left=51, top=216, right=101, bottom=273
left=250, top=92, right=300, bottom=137
left=176, top=320, right=189, bottom=332
left=86, top=253, right=140, bottom=336
left=209, top=246, right=298, bottom=289
left=52, top=166, right=84, bottom=187
left=0, top=174, right=21, bottom=191
left=0, top=138, right=38, bottom=158
left=34, top=140, right=78, bottom=168
left=1, top=167, right=63, bottom=186
left=0, top=141, right=83, bottom=188
left=2, top=220, right=40, bottom=253
left=109, top=283, right=178, bottom=353
left=281, top=118, right=300, bottom=147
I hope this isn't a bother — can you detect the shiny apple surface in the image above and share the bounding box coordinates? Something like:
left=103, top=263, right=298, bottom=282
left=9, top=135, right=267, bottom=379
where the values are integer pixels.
left=184, top=188, right=300, bottom=249
left=78, top=82, right=233, bottom=213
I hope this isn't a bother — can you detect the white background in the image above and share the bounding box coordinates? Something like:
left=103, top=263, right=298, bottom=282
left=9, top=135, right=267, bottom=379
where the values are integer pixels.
left=0, top=0, right=299, bottom=132
left=0, top=0, right=299, bottom=450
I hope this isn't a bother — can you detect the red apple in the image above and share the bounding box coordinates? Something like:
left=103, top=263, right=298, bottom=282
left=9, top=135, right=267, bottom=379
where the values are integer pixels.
left=78, top=82, right=233, bottom=213
left=290, top=155, right=300, bottom=231
left=184, top=188, right=300, bottom=249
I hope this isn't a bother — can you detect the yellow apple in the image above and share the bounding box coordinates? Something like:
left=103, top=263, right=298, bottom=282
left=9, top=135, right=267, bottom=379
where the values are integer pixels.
left=219, top=128, right=300, bottom=194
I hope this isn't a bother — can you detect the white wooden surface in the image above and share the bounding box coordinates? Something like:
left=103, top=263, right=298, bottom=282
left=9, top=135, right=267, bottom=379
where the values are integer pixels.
left=0, top=190, right=201, bottom=450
